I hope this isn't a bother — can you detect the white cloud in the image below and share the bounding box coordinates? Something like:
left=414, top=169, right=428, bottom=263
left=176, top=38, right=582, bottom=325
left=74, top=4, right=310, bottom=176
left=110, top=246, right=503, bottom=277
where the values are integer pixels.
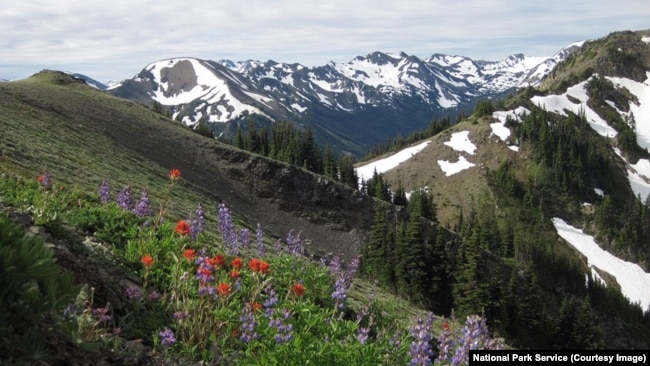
left=1, top=0, right=649, bottom=82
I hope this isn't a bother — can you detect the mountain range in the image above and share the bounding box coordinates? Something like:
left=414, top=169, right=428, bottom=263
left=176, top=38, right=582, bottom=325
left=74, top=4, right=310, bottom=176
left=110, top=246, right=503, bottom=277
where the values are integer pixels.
left=103, top=43, right=583, bottom=155
left=2, top=28, right=650, bottom=356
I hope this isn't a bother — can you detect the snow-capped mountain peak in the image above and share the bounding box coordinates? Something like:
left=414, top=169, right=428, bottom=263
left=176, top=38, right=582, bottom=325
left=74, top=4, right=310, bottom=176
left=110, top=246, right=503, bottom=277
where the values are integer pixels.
left=108, top=45, right=581, bottom=155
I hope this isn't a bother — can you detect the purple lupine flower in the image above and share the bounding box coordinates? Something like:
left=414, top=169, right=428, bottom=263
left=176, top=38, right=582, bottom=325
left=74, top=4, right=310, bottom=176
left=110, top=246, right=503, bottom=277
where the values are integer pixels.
left=269, top=308, right=294, bottom=344
left=326, top=254, right=342, bottom=274
left=173, top=310, right=188, bottom=321
left=132, top=189, right=152, bottom=217
left=332, top=276, right=348, bottom=309
left=437, top=322, right=454, bottom=363
left=345, top=255, right=361, bottom=284
left=240, top=228, right=250, bottom=251
left=189, top=203, right=205, bottom=240
left=437, top=314, right=504, bottom=366
left=325, top=254, right=359, bottom=310
left=408, top=313, right=434, bottom=366
left=198, top=285, right=216, bottom=297
left=126, top=286, right=142, bottom=301
left=451, top=315, right=504, bottom=365
left=148, top=290, right=161, bottom=301
left=99, top=179, right=111, bottom=203
left=256, top=223, right=265, bottom=257
left=116, top=185, right=133, bottom=210
left=195, top=254, right=215, bottom=292
left=356, top=304, right=373, bottom=345
left=263, top=287, right=279, bottom=318
left=92, top=307, right=112, bottom=323
left=218, top=203, right=239, bottom=255
left=159, top=327, right=176, bottom=347
left=286, top=230, right=306, bottom=256
left=357, top=327, right=370, bottom=344
left=239, top=304, right=259, bottom=343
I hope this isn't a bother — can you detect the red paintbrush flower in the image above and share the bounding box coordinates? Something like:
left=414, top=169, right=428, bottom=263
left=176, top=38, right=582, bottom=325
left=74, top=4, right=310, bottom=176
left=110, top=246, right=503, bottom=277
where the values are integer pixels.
left=169, top=168, right=181, bottom=180
left=183, top=248, right=196, bottom=261
left=141, top=254, right=155, bottom=267
left=175, top=220, right=190, bottom=236
left=292, top=282, right=305, bottom=297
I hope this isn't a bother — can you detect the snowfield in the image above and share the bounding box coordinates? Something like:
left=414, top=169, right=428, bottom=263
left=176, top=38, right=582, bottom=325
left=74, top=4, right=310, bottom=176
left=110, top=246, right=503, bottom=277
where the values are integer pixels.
left=491, top=106, right=529, bottom=151
left=552, top=218, right=650, bottom=311
left=437, top=156, right=476, bottom=177
left=531, top=78, right=618, bottom=138
left=443, top=131, right=476, bottom=155
left=355, top=140, right=431, bottom=185
left=436, top=130, right=477, bottom=176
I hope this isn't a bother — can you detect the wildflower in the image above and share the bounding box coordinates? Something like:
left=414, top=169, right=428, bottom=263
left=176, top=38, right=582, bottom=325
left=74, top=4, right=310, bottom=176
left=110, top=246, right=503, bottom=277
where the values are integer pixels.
left=217, top=283, right=231, bottom=296
left=141, top=254, right=154, bottom=267
left=286, top=230, right=305, bottom=256
left=256, top=223, right=265, bottom=257
left=208, top=254, right=226, bottom=267
left=263, top=287, right=279, bottom=317
left=218, top=203, right=238, bottom=255
left=239, top=304, right=259, bottom=343
left=357, top=326, right=370, bottom=344
left=183, top=248, right=197, bottom=261
left=116, top=185, right=133, bottom=210
left=409, top=313, right=434, bottom=366
left=249, top=258, right=270, bottom=274
left=252, top=302, right=263, bottom=312
left=132, top=189, right=152, bottom=217
left=159, top=327, right=176, bottom=347
left=443, top=314, right=504, bottom=365
left=37, top=173, right=51, bottom=189
left=99, top=179, right=111, bottom=203
left=198, top=285, right=216, bottom=297
left=291, top=283, right=305, bottom=297
left=240, top=228, right=251, bottom=250
left=126, top=286, right=142, bottom=300
left=196, top=267, right=213, bottom=283
left=175, top=220, right=190, bottom=236
left=325, top=254, right=359, bottom=310
left=92, top=307, right=112, bottom=323
left=258, top=260, right=270, bottom=274
left=189, top=203, right=205, bottom=240
left=169, top=168, right=181, bottom=180
left=229, top=270, right=241, bottom=280
left=269, top=309, right=294, bottom=344
left=231, top=257, right=243, bottom=269
left=148, top=291, right=161, bottom=301
left=173, top=310, right=188, bottom=320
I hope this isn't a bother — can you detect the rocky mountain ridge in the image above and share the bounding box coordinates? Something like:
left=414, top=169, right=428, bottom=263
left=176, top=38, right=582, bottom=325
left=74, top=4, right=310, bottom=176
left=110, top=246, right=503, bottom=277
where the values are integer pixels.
left=106, top=45, right=581, bottom=155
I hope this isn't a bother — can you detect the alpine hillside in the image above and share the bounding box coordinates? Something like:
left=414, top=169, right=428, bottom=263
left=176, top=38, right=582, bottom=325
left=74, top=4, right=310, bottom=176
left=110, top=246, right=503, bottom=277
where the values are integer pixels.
left=2, top=28, right=650, bottom=361
left=355, top=29, right=650, bottom=349
left=106, top=44, right=581, bottom=156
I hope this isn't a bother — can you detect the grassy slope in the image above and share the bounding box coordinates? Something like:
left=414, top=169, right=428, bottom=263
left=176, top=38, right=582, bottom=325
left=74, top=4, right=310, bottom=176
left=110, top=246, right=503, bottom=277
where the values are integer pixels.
left=0, top=70, right=374, bottom=259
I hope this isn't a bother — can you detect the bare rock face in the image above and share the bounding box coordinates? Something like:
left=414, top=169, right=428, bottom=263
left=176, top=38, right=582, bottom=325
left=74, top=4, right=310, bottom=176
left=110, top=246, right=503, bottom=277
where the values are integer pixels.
left=201, top=144, right=376, bottom=259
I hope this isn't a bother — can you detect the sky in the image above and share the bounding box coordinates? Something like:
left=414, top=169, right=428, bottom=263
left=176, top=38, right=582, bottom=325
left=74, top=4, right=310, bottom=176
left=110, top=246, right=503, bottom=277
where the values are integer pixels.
left=1, top=0, right=649, bottom=83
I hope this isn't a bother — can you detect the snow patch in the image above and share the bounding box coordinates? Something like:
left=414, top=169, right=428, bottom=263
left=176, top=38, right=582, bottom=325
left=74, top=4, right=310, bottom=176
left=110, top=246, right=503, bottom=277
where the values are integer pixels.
left=443, top=131, right=476, bottom=155
left=291, top=103, right=307, bottom=113
left=606, top=72, right=650, bottom=151
left=531, top=79, right=618, bottom=138
left=437, top=156, right=476, bottom=176
left=552, top=218, right=650, bottom=311
left=355, top=141, right=431, bottom=185
left=642, top=36, right=650, bottom=44
left=613, top=148, right=650, bottom=202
